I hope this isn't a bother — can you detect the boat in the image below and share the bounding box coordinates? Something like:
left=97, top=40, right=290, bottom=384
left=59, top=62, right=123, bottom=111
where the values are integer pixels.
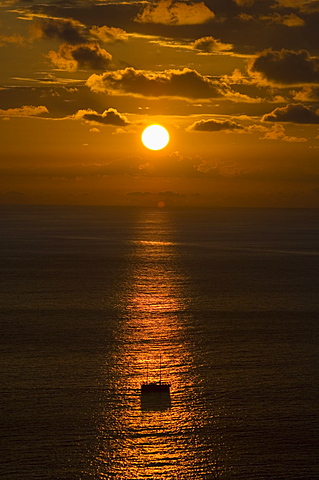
left=141, top=381, right=170, bottom=394
left=141, top=356, right=171, bottom=394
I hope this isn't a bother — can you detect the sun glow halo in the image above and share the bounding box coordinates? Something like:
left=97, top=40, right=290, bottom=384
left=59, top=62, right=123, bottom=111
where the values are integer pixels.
left=141, top=124, right=170, bottom=151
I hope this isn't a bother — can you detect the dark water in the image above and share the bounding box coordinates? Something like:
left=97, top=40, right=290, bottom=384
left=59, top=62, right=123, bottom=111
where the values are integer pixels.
left=1, top=205, right=318, bottom=479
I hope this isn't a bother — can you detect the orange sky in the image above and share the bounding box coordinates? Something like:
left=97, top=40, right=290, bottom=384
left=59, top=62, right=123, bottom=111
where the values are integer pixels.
left=1, top=0, right=319, bottom=207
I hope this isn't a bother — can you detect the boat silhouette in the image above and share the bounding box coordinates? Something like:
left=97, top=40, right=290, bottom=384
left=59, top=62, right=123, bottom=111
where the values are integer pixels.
left=141, top=381, right=170, bottom=393
left=140, top=356, right=171, bottom=394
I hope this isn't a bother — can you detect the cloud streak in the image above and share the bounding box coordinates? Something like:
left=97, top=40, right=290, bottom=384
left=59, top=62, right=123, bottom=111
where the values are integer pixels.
left=0, top=105, right=48, bottom=117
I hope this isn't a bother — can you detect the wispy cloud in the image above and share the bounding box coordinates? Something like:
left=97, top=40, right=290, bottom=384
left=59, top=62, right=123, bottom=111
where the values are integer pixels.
left=260, top=12, right=305, bottom=26
left=259, top=123, right=307, bottom=142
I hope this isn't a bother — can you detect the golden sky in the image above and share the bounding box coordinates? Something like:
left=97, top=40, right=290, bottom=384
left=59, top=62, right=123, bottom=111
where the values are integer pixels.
left=1, top=0, right=319, bottom=207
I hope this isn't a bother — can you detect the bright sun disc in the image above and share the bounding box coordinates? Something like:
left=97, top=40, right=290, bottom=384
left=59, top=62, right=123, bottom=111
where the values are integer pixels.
left=142, top=124, right=169, bottom=150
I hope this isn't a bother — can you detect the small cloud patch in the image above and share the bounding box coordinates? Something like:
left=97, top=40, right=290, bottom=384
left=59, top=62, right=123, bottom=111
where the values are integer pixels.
left=74, top=108, right=130, bottom=126
left=47, top=43, right=112, bottom=71
left=193, top=36, right=233, bottom=53
left=187, top=118, right=245, bottom=132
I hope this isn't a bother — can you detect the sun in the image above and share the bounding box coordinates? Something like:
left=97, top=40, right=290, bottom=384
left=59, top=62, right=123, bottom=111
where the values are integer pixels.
left=141, top=124, right=170, bottom=151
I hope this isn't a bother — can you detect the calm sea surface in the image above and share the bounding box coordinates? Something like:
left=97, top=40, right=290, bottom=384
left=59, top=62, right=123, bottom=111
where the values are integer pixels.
left=1, top=205, right=318, bottom=479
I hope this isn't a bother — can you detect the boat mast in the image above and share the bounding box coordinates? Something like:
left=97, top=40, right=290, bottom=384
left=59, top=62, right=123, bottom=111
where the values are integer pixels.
left=159, top=355, right=162, bottom=385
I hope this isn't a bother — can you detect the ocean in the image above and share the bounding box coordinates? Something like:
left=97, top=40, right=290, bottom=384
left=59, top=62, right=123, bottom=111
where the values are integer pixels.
left=1, top=205, right=318, bottom=479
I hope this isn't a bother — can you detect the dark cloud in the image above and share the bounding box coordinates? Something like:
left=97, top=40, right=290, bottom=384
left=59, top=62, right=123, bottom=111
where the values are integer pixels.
left=74, top=108, right=130, bottom=126
left=85, top=67, right=262, bottom=104
left=135, top=0, right=215, bottom=25
left=262, top=103, right=319, bottom=123
left=70, top=43, right=112, bottom=70
left=248, top=49, right=319, bottom=85
left=193, top=36, right=233, bottom=53
left=86, top=67, right=221, bottom=99
left=187, top=118, right=245, bottom=131
left=32, top=17, right=87, bottom=44
left=47, top=43, right=112, bottom=71
left=32, top=17, right=128, bottom=44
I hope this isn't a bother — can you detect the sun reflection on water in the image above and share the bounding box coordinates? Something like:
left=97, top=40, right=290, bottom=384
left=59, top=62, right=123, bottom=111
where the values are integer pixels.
left=93, top=209, right=222, bottom=479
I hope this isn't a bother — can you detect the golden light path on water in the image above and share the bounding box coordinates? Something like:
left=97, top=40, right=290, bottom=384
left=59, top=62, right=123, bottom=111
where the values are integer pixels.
left=93, top=209, right=224, bottom=479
